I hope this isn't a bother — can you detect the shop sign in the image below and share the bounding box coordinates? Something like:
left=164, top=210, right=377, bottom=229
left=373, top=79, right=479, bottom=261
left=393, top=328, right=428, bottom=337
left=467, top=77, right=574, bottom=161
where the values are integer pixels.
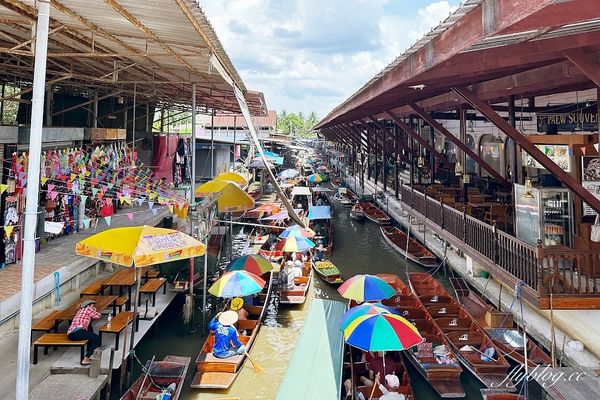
left=582, top=181, right=600, bottom=216
left=522, top=144, right=571, bottom=172
left=537, top=110, right=598, bottom=132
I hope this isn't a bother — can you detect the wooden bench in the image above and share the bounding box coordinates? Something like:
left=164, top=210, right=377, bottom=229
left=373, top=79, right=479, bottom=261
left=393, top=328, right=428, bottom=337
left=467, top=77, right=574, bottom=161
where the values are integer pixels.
left=115, top=295, right=129, bottom=312
left=99, top=311, right=137, bottom=351
left=139, top=278, right=167, bottom=306
left=80, top=279, right=106, bottom=297
left=145, top=270, right=160, bottom=280
left=31, top=310, right=61, bottom=334
left=33, top=333, right=87, bottom=364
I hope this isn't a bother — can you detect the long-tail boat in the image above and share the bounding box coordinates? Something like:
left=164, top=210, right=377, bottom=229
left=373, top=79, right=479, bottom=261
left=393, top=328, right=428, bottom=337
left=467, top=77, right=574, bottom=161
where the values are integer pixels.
left=311, top=259, right=343, bottom=286
left=408, top=272, right=515, bottom=391
left=349, top=203, right=366, bottom=221
left=481, top=389, right=525, bottom=400
left=358, top=202, right=391, bottom=225
left=451, top=277, right=552, bottom=367
left=381, top=226, right=438, bottom=268
left=190, top=271, right=274, bottom=389
left=121, top=356, right=190, bottom=400
left=377, top=274, right=466, bottom=398
left=279, top=261, right=312, bottom=305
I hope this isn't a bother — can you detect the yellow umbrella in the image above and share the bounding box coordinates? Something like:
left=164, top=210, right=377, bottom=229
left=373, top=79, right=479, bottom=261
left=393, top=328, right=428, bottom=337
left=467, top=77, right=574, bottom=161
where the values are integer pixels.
left=75, top=225, right=206, bottom=267
left=75, top=225, right=206, bottom=352
left=214, top=171, right=249, bottom=187
left=195, top=180, right=255, bottom=212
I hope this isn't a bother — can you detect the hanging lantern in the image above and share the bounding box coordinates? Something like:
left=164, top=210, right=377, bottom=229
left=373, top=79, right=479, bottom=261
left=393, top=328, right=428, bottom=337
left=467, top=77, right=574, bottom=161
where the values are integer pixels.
left=455, top=161, right=463, bottom=176
left=417, top=156, right=425, bottom=167
left=523, top=177, right=534, bottom=199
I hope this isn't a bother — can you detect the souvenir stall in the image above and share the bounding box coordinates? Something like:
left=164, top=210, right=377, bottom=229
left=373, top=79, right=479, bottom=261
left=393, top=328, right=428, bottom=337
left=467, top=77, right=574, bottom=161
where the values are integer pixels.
left=0, top=143, right=188, bottom=266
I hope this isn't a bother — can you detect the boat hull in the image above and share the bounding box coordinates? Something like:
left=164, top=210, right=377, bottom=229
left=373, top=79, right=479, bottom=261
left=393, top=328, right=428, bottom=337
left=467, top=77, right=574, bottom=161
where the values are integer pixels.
left=380, top=226, right=438, bottom=269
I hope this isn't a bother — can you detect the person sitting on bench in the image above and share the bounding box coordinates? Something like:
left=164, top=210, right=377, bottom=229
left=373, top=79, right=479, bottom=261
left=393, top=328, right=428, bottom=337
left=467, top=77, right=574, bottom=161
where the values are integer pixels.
left=67, top=299, right=102, bottom=365
left=208, top=311, right=245, bottom=359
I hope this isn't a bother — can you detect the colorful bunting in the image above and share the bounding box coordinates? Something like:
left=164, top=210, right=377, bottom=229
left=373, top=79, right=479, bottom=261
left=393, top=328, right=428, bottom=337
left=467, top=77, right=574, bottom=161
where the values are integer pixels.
left=127, top=212, right=133, bottom=221
left=104, top=216, right=112, bottom=226
left=40, top=176, right=48, bottom=185
left=4, top=225, right=14, bottom=237
left=148, top=201, right=154, bottom=210
left=82, top=218, right=91, bottom=229
left=0, top=184, right=8, bottom=195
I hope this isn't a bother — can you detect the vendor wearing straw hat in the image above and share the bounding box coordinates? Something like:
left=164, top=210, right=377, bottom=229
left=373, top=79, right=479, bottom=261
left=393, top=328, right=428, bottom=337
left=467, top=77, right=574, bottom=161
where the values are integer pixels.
left=208, top=310, right=245, bottom=359
left=67, top=299, right=102, bottom=365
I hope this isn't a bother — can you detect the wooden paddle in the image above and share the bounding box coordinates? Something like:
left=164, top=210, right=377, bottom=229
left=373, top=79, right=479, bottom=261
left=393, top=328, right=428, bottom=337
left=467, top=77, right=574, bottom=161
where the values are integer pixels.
left=368, top=373, right=380, bottom=400
left=244, top=349, right=264, bottom=372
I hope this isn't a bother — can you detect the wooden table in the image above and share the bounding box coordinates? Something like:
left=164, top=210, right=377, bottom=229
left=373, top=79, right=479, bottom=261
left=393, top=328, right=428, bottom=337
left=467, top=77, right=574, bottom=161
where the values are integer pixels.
left=55, top=295, right=118, bottom=325
left=101, top=269, right=137, bottom=305
left=468, top=202, right=509, bottom=226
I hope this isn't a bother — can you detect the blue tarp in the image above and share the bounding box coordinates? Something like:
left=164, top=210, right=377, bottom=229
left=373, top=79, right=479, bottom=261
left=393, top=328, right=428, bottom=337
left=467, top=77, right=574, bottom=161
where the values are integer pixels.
left=307, top=205, right=331, bottom=220
left=255, top=151, right=283, bottom=165
left=276, top=299, right=346, bottom=400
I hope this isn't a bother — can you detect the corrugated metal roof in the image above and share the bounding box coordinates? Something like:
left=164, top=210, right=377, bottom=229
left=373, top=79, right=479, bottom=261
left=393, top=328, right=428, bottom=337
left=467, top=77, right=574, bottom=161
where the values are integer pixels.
left=0, top=0, right=267, bottom=115
left=210, top=110, right=276, bottom=128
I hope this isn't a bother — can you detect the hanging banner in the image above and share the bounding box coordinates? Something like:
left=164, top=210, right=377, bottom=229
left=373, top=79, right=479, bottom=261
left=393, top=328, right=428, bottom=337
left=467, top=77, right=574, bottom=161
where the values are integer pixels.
left=522, top=144, right=571, bottom=172
left=44, top=221, right=65, bottom=234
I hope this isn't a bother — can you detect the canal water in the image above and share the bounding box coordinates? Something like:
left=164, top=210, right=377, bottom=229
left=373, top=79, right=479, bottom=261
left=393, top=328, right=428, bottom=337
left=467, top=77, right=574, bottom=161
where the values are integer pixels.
left=125, top=201, right=538, bottom=399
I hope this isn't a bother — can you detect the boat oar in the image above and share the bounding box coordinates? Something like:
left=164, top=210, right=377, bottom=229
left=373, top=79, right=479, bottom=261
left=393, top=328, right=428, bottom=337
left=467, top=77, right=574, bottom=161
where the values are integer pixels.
left=244, top=349, right=264, bottom=372
left=368, top=372, right=380, bottom=400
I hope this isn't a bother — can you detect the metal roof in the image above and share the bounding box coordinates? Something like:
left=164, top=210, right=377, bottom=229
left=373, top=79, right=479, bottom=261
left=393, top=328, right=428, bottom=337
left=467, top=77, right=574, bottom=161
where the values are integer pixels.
left=316, top=0, right=600, bottom=128
left=0, top=0, right=267, bottom=115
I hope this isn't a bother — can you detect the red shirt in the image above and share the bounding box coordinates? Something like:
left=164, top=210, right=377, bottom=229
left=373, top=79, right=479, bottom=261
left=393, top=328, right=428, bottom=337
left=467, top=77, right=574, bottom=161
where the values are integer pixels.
left=67, top=306, right=101, bottom=334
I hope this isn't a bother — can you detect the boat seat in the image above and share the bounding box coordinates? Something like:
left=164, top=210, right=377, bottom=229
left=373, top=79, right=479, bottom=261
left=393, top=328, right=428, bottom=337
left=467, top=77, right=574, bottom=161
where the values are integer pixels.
left=294, top=276, right=309, bottom=284
left=244, top=305, right=262, bottom=316
left=427, top=305, right=460, bottom=317
left=237, top=319, right=258, bottom=331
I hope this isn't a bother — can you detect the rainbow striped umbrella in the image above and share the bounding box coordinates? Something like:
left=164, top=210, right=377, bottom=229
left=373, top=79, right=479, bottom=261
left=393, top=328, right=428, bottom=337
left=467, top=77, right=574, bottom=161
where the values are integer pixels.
left=307, top=173, right=323, bottom=183
left=208, top=270, right=266, bottom=298
left=274, top=235, right=315, bottom=252
left=226, top=254, right=274, bottom=275
left=279, top=224, right=316, bottom=239
left=337, top=274, right=396, bottom=302
left=343, top=313, right=423, bottom=352
left=340, top=303, right=398, bottom=330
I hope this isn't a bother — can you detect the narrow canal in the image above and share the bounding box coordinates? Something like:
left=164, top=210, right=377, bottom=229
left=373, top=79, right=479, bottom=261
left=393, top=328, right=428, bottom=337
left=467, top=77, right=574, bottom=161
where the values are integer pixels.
left=124, top=199, right=540, bottom=399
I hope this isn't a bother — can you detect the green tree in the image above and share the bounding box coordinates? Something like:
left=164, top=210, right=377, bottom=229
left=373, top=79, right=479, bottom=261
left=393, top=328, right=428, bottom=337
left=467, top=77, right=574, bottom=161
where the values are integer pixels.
left=276, top=110, right=319, bottom=138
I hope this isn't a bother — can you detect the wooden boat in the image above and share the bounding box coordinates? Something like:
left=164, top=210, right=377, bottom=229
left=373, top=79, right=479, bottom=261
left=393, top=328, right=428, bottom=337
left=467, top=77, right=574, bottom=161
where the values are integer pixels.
left=451, top=277, right=552, bottom=367
left=280, top=261, right=312, bottom=305
left=190, top=271, right=274, bottom=389
left=331, top=188, right=357, bottom=207
left=377, top=274, right=466, bottom=398
left=349, top=203, right=365, bottom=221
left=346, top=346, right=414, bottom=400
left=121, top=355, right=190, bottom=400
left=358, top=202, right=391, bottom=225
left=311, top=260, right=343, bottom=286
left=381, top=225, right=438, bottom=268
left=408, top=272, right=515, bottom=391
left=481, top=389, right=525, bottom=400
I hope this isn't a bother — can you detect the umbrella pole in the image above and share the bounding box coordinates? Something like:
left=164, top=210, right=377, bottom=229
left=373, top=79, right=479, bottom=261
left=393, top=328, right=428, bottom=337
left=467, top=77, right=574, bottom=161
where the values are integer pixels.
left=128, top=266, right=142, bottom=385
left=202, top=236, right=208, bottom=329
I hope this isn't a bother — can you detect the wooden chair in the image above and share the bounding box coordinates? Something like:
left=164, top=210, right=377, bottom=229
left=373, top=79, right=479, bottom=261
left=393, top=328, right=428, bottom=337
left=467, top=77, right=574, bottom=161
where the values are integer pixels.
left=138, top=278, right=167, bottom=306
left=484, top=205, right=509, bottom=229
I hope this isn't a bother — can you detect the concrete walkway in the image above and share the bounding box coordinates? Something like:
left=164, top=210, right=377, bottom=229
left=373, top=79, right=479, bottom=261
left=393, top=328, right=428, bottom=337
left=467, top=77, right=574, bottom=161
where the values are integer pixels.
left=348, top=175, right=600, bottom=377
left=0, top=204, right=172, bottom=396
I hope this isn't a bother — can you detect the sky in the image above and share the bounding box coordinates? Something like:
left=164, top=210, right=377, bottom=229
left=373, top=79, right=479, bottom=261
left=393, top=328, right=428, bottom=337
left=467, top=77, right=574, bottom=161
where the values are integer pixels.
left=201, top=0, right=460, bottom=119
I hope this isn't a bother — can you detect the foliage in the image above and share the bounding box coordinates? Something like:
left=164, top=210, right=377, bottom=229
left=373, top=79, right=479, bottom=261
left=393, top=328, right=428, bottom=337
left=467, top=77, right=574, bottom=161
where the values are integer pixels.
left=1, top=85, right=19, bottom=124
left=277, top=110, right=319, bottom=137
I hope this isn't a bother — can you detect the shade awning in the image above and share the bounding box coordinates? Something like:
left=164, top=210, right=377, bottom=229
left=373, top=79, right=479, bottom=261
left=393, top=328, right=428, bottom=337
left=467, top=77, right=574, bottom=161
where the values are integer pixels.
left=307, top=206, right=331, bottom=220
left=276, top=299, right=346, bottom=400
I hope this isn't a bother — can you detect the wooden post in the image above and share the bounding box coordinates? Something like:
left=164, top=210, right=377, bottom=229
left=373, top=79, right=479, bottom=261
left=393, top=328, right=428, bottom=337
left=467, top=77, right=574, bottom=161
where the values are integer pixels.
left=89, top=348, right=102, bottom=378
left=105, top=347, right=115, bottom=400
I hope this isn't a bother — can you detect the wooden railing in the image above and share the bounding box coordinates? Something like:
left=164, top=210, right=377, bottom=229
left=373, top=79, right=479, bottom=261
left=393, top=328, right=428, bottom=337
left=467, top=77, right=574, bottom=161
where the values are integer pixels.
left=398, top=183, right=600, bottom=309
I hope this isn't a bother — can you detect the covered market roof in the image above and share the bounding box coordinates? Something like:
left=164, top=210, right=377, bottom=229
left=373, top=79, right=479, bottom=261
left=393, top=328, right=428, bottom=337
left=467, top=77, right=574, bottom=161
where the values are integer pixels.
left=316, top=0, right=600, bottom=128
left=0, top=0, right=267, bottom=115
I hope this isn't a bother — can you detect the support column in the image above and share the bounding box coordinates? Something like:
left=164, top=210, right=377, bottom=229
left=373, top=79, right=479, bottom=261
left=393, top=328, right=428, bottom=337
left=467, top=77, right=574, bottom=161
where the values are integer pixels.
left=508, top=95, right=519, bottom=183
left=408, top=103, right=511, bottom=188
left=132, top=82, right=136, bottom=148
left=210, top=109, right=215, bottom=177
left=394, top=124, right=400, bottom=199
left=373, top=123, right=378, bottom=187
left=409, top=117, right=414, bottom=186
left=454, top=86, right=600, bottom=213
left=92, top=90, right=98, bottom=128
left=16, top=1, right=49, bottom=398
left=45, top=84, right=52, bottom=126
left=367, top=131, right=371, bottom=181
left=191, top=83, right=196, bottom=199
left=459, top=107, right=467, bottom=199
